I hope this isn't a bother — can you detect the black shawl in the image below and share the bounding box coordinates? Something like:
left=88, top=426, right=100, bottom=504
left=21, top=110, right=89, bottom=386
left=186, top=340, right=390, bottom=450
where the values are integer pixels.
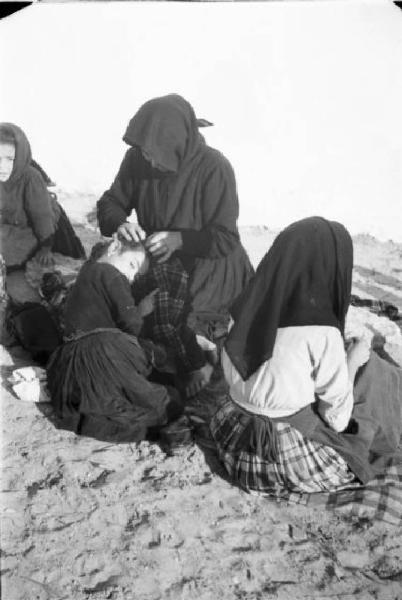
left=225, top=217, right=353, bottom=381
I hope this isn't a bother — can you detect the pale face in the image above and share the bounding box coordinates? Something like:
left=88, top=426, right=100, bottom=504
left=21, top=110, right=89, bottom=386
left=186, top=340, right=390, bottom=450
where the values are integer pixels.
left=0, top=143, right=16, bottom=182
left=117, top=249, right=149, bottom=283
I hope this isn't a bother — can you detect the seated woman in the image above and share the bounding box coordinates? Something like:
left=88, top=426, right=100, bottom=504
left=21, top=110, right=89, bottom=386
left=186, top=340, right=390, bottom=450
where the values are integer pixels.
left=97, top=94, right=253, bottom=343
left=0, top=122, right=85, bottom=272
left=46, top=236, right=183, bottom=443
left=211, top=217, right=402, bottom=495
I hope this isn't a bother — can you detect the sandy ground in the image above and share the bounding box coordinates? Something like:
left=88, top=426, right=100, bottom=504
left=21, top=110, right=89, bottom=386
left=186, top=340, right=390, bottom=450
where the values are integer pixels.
left=2, top=192, right=402, bottom=600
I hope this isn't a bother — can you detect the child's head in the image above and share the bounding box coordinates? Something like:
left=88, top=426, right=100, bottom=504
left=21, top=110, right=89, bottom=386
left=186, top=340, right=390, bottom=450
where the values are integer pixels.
left=0, top=126, right=16, bottom=183
left=90, top=235, right=149, bottom=283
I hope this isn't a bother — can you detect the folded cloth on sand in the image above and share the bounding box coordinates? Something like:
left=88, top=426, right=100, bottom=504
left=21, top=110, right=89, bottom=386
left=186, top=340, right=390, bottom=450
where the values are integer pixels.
left=351, top=294, right=400, bottom=321
left=8, top=366, right=50, bottom=403
left=283, top=463, right=402, bottom=526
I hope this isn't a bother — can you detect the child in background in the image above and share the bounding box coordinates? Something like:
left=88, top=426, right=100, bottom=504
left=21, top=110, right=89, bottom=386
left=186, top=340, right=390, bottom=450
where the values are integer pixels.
left=0, top=122, right=85, bottom=271
left=47, top=236, right=183, bottom=443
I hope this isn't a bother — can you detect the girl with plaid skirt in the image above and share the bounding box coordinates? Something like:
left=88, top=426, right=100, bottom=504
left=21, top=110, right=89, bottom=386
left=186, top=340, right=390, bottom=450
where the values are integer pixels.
left=97, top=95, right=253, bottom=342
left=211, top=217, right=402, bottom=496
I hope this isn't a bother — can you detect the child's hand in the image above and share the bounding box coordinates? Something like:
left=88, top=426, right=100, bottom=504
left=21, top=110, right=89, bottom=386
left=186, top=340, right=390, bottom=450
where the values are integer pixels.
left=347, top=337, right=371, bottom=369
left=185, top=363, right=214, bottom=397
left=35, top=247, right=55, bottom=267
left=138, top=289, right=159, bottom=317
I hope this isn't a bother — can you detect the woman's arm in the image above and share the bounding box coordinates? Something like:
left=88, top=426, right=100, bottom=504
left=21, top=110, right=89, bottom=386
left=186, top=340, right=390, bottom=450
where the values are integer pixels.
left=146, top=155, right=241, bottom=263
left=97, top=149, right=138, bottom=237
left=346, top=338, right=371, bottom=383
left=180, top=155, right=241, bottom=259
left=314, top=329, right=365, bottom=433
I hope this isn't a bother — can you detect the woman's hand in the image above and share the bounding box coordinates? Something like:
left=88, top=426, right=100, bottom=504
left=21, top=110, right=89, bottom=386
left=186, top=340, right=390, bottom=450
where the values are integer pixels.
left=35, top=246, right=55, bottom=267
left=347, top=337, right=371, bottom=368
left=138, top=289, right=159, bottom=317
left=185, top=363, right=214, bottom=397
left=347, top=337, right=371, bottom=383
left=145, top=232, right=182, bottom=263
left=117, top=222, right=146, bottom=243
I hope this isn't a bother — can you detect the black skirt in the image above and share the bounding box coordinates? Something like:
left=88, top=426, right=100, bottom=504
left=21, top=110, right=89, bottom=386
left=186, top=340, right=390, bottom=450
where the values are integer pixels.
left=52, top=204, right=86, bottom=260
left=47, top=329, right=182, bottom=442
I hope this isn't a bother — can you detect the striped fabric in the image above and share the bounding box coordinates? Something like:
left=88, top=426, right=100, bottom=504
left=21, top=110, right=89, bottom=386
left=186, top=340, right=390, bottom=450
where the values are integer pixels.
left=133, top=257, right=205, bottom=373
left=210, top=399, right=356, bottom=495
left=285, top=465, right=402, bottom=526
left=210, top=398, right=402, bottom=525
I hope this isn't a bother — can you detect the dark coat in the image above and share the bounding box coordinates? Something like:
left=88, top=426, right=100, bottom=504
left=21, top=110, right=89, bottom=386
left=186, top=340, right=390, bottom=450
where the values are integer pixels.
left=97, top=95, right=253, bottom=319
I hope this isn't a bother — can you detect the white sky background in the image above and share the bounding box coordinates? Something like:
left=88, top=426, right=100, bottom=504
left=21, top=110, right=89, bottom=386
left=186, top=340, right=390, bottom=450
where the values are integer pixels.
left=1, top=0, right=402, bottom=241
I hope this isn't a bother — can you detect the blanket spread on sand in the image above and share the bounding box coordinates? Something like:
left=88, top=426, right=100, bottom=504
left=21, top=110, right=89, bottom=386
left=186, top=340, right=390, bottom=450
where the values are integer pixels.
left=198, top=412, right=402, bottom=526
left=196, top=349, right=402, bottom=526
left=259, top=463, right=402, bottom=526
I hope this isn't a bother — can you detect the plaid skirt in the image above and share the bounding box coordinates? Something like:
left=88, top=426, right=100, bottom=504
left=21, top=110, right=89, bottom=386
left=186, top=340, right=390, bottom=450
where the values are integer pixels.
left=210, top=399, right=356, bottom=495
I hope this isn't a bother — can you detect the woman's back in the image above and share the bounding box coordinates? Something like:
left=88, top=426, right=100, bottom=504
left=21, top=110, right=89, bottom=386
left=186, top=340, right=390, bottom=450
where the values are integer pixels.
left=63, top=261, right=141, bottom=338
left=223, top=324, right=352, bottom=431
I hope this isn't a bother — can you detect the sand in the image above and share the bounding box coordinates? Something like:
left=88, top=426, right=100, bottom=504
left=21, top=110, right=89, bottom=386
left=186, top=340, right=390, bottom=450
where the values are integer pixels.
left=1, top=193, right=402, bottom=600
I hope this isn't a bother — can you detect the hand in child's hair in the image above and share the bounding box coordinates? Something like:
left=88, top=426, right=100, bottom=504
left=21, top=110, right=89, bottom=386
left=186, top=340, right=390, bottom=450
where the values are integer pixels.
left=347, top=337, right=371, bottom=369
left=138, top=288, right=159, bottom=317
left=145, top=231, right=183, bottom=263
left=117, top=222, right=146, bottom=243
left=35, top=247, right=55, bottom=267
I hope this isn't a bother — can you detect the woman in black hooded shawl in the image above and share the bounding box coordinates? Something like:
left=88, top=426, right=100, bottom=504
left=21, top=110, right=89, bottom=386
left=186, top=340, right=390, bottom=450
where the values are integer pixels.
left=97, top=94, right=253, bottom=340
left=211, top=217, right=402, bottom=495
left=0, top=123, right=85, bottom=269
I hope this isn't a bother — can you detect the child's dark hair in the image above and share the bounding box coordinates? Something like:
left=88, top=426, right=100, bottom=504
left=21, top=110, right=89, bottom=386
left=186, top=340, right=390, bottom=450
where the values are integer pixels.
left=0, top=125, right=16, bottom=146
left=89, top=236, right=147, bottom=261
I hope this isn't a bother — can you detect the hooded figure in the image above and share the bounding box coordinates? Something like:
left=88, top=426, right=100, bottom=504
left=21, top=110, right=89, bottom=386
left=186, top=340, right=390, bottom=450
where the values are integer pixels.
left=97, top=94, right=253, bottom=339
left=225, top=216, right=353, bottom=381
left=211, top=217, right=402, bottom=494
left=0, top=122, right=85, bottom=270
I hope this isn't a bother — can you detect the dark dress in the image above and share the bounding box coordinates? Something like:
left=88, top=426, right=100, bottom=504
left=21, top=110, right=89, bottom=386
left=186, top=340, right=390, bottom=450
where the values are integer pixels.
left=97, top=95, right=253, bottom=341
left=46, top=261, right=182, bottom=442
left=0, top=123, right=85, bottom=269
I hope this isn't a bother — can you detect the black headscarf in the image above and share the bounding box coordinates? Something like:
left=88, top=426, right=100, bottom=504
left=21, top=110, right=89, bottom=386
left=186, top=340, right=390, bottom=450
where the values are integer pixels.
left=225, top=217, right=353, bottom=381
left=0, top=123, right=32, bottom=190
left=123, top=94, right=212, bottom=173
left=0, top=123, right=54, bottom=188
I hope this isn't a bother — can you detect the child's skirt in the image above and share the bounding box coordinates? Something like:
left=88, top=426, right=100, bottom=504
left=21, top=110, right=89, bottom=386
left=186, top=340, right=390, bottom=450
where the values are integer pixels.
left=47, top=328, right=182, bottom=442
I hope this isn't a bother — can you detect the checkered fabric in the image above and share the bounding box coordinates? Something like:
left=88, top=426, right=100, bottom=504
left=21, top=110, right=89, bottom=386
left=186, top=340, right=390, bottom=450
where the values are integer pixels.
left=286, top=463, right=402, bottom=526
left=210, top=399, right=356, bottom=495
left=133, top=257, right=205, bottom=373
left=210, top=398, right=402, bottom=525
